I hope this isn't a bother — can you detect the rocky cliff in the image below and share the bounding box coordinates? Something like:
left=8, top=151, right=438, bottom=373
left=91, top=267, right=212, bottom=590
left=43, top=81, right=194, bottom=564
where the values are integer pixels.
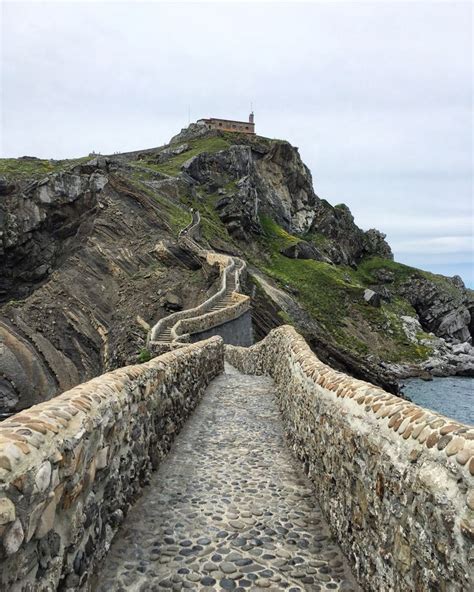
left=1, top=127, right=472, bottom=411
left=0, top=158, right=218, bottom=412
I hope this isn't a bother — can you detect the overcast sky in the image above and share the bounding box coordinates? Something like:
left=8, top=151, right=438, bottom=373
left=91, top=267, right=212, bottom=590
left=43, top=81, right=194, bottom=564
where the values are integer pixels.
left=1, top=1, right=472, bottom=286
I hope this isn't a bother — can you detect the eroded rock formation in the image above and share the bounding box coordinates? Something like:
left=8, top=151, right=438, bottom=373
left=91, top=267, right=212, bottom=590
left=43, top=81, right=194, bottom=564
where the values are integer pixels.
left=0, top=167, right=215, bottom=412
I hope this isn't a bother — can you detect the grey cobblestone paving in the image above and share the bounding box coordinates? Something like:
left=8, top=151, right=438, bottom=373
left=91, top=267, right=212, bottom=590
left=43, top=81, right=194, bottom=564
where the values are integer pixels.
left=94, top=365, right=360, bottom=592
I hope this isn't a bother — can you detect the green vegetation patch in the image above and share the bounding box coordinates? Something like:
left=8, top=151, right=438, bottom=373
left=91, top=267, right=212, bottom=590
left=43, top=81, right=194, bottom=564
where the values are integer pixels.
left=137, top=136, right=232, bottom=177
left=126, top=176, right=192, bottom=234
left=138, top=348, right=152, bottom=363
left=354, top=257, right=419, bottom=285
left=260, top=214, right=301, bottom=251
left=253, top=217, right=434, bottom=363
left=0, top=156, right=90, bottom=180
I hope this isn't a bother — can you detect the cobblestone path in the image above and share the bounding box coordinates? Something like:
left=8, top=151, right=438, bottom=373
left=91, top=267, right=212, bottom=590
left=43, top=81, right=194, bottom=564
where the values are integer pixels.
left=94, top=366, right=360, bottom=592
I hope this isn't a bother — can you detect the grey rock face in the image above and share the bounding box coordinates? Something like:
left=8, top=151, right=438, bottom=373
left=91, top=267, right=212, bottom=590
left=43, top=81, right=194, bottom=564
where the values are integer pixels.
left=0, top=176, right=16, bottom=196
left=0, top=169, right=214, bottom=413
left=280, top=241, right=329, bottom=262
left=385, top=315, right=474, bottom=378
left=255, top=141, right=319, bottom=234
left=181, top=140, right=319, bottom=238
left=169, top=122, right=216, bottom=144
left=401, top=276, right=473, bottom=343
left=309, top=202, right=393, bottom=266
left=177, top=132, right=392, bottom=265
left=0, top=169, right=106, bottom=301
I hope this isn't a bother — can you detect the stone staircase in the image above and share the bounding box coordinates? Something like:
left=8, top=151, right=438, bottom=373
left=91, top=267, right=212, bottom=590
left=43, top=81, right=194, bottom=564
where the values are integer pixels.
left=148, top=212, right=250, bottom=351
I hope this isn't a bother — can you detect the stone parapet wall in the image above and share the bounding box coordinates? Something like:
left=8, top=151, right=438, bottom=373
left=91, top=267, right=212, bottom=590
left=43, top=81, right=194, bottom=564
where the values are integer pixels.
left=173, top=294, right=250, bottom=342
left=148, top=254, right=234, bottom=343
left=226, top=326, right=474, bottom=592
left=191, top=309, right=254, bottom=348
left=0, top=337, right=223, bottom=591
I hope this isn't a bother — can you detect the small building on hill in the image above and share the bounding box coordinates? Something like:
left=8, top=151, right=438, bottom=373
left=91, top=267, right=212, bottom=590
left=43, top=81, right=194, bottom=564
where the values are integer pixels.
left=197, top=112, right=255, bottom=135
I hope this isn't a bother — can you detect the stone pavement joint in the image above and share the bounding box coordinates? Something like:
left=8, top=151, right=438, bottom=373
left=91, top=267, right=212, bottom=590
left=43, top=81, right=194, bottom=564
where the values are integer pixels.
left=94, top=365, right=360, bottom=592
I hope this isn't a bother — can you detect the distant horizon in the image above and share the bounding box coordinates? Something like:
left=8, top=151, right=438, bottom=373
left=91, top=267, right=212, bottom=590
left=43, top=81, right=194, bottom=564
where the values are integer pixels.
left=2, top=1, right=472, bottom=287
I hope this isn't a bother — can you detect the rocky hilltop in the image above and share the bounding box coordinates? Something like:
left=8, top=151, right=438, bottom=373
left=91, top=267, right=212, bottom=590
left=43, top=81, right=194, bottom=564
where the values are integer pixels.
left=1, top=127, right=472, bottom=412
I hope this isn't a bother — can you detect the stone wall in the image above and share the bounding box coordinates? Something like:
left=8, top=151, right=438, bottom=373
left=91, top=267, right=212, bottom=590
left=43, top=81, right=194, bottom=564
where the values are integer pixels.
left=190, top=309, right=254, bottom=347
left=173, top=294, right=251, bottom=344
left=0, top=337, right=223, bottom=591
left=226, top=326, right=474, bottom=592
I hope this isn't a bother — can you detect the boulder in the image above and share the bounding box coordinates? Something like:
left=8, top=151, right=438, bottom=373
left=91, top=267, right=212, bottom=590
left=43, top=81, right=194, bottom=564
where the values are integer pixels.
left=163, top=293, right=183, bottom=312
left=371, top=285, right=392, bottom=302
left=280, top=242, right=328, bottom=262
left=400, top=276, right=473, bottom=343
left=363, top=289, right=381, bottom=307
left=451, top=275, right=465, bottom=289
left=373, top=268, right=395, bottom=284
left=0, top=176, right=16, bottom=196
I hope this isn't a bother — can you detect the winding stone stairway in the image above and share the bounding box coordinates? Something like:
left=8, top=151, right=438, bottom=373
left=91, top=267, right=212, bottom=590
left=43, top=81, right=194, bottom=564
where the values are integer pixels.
left=94, top=364, right=360, bottom=592
left=149, top=213, right=250, bottom=350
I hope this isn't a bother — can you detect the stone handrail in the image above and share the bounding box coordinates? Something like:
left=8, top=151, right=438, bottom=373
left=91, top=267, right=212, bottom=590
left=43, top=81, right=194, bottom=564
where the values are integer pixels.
left=172, top=292, right=250, bottom=344
left=0, top=337, right=223, bottom=591
left=226, top=325, right=474, bottom=592
left=148, top=211, right=250, bottom=349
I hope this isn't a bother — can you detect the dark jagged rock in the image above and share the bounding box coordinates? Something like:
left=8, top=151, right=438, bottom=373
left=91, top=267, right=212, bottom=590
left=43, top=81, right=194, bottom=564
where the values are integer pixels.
left=0, top=169, right=107, bottom=302
left=309, top=202, right=393, bottom=266
left=373, top=267, right=395, bottom=283
left=0, top=176, right=16, bottom=196
left=400, top=275, right=473, bottom=343
left=280, top=241, right=329, bottom=262
left=363, top=289, right=382, bottom=307
left=163, top=293, right=183, bottom=312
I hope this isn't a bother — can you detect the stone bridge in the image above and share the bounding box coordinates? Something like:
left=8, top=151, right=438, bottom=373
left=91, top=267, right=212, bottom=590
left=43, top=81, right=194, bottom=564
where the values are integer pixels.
left=0, top=215, right=472, bottom=592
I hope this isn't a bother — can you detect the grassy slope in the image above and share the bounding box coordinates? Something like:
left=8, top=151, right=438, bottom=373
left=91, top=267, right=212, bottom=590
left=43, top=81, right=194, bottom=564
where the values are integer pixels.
left=135, top=136, right=232, bottom=176
left=256, top=216, right=434, bottom=363
left=0, top=156, right=90, bottom=179
left=130, top=136, right=240, bottom=245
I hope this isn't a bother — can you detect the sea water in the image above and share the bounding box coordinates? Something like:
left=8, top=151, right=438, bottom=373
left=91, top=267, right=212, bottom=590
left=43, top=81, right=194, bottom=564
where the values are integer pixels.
left=402, top=377, right=474, bottom=426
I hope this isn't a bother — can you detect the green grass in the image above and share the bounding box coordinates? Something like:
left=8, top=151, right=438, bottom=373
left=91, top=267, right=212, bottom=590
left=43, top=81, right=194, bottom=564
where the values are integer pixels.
left=137, top=136, right=232, bottom=177
left=253, top=217, right=434, bottom=363
left=138, top=348, right=152, bottom=363
left=260, top=214, right=301, bottom=250
left=194, top=192, right=237, bottom=245
left=0, top=156, right=90, bottom=179
left=354, top=257, right=419, bottom=285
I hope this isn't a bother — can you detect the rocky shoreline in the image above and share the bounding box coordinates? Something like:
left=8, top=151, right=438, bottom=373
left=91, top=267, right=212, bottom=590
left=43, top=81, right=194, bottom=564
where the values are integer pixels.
left=383, top=315, right=474, bottom=381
